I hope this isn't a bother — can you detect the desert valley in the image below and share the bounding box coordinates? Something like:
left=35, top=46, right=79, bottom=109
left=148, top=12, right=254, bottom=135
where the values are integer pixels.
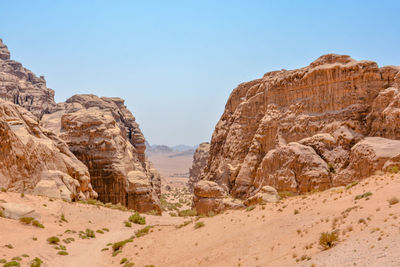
left=1, top=23, right=400, bottom=267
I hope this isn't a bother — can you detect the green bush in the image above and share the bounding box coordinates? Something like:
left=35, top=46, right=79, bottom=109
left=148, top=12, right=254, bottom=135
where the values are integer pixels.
left=57, top=251, right=68, bottom=256
left=32, top=220, right=45, bottom=228
left=178, top=209, right=197, bottom=217
left=47, top=236, right=60, bottom=244
left=112, top=238, right=133, bottom=252
left=129, top=212, right=146, bottom=225
left=390, top=166, right=399, bottom=174
left=194, top=221, right=205, bottom=229
left=30, top=257, right=43, bottom=267
left=3, top=261, right=20, bottom=267
left=355, top=192, right=372, bottom=200
left=19, top=217, right=35, bottom=224
left=135, top=226, right=153, bottom=238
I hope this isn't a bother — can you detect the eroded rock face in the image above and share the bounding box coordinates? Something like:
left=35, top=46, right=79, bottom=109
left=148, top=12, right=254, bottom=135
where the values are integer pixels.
left=41, top=94, right=161, bottom=213
left=188, top=142, right=210, bottom=192
left=0, top=38, right=56, bottom=118
left=199, top=54, right=400, bottom=203
left=0, top=99, right=96, bottom=200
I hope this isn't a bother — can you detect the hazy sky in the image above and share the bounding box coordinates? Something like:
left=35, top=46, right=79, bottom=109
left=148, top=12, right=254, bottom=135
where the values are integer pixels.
left=1, top=1, right=399, bottom=146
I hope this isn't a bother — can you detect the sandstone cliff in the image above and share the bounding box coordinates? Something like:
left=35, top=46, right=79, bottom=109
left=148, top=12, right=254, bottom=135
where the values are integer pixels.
left=0, top=38, right=161, bottom=213
left=41, top=94, right=161, bottom=213
left=0, top=99, right=96, bottom=200
left=0, top=38, right=56, bottom=118
left=196, top=54, right=400, bottom=210
left=188, top=142, right=210, bottom=192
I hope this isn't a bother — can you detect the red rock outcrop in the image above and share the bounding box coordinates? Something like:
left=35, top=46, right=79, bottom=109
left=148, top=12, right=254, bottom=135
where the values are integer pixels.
left=197, top=54, right=400, bottom=207
left=0, top=99, right=96, bottom=200
left=0, top=38, right=56, bottom=118
left=188, top=142, right=210, bottom=192
left=41, top=94, right=161, bottom=213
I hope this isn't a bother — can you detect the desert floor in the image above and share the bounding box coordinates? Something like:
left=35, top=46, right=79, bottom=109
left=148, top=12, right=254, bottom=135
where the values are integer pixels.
left=1, top=173, right=400, bottom=267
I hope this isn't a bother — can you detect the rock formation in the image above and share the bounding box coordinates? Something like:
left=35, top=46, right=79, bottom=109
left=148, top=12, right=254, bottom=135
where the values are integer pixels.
left=0, top=99, right=96, bottom=201
left=0, top=38, right=56, bottom=118
left=195, top=54, right=400, bottom=212
left=41, top=94, right=161, bottom=213
left=188, top=142, right=210, bottom=192
left=0, top=38, right=161, bottom=213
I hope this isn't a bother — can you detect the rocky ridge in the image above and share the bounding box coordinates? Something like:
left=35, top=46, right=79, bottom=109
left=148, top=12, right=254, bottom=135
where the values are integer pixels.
left=0, top=38, right=160, bottom=212
left=195, top=54, right=400, bottom=213
left=0, top=38, right=56, bottom=118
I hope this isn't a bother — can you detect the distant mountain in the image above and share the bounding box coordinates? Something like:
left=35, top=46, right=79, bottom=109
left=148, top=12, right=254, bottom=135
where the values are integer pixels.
left=171, top=144, right=197, bottom=152
left=146, top=142, right=196, bottom=154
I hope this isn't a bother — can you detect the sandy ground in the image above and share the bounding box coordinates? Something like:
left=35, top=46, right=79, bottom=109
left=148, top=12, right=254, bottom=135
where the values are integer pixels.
left=1, top=173, right=400, bottom=266
left=147, top=151, right=193, bottom=189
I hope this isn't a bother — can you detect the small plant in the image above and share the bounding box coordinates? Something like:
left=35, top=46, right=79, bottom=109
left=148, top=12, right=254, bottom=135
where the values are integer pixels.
left=79, top=229, right=96, bottom=239
left=32, top=220, right=45, bottom=228
left=246, top=206, right=256, bottom=212
left=124, top=221, right=132, bottom=227
left=120, top=258, right=128, bottom=264
left=129, top=212, right=146, bottom=225
left=319, top=231, right=339, bottom=250
left=1, top=187, right=6, bottom=192
left=57, top=251, right=68, bottom=256
left=346, top=181, right=358, bottom=190
left=176, top=221, right=192, bottom=229
left=102, top=228, right=110, bottom=232
left=11, top=257, right=21, bottom=261
left=135, top=226, right=153, bottom=237
left=355, top=192, right=372, bottom=200
left=5, top=244, right=14, bottom=249
left=178, top=209, right=197, bottom=217
left=47, top=236, right=60, bottom=244
left=96, top=229, right=104, bottom=234
left=123, top=263, right=134, bottom=267
left=60, top=214, right=68, bottom=223
left=112, top=238, right=133, bottom=252
left=194, top=221, right=205, bottom=229
left=63, top=237, right=75, bottom=244
left=294, top=209, right=299, bottom=215
left=30, top=257, right=43, bottom=267
left=3, top=261, right=20, bottom=267
left=327, top=163, right=335, bottom=173
left=278, top=191, right=295, bottom=199
left=388, top=197, right=399, bottom=205
left=20, top=217, right=35, bottom=224
left=389, top=166, right=399, bottom=174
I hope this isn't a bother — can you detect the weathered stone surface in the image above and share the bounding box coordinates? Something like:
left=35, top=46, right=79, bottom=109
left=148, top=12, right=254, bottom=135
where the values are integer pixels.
left=200, top=54, right=400, bottom=203
left=0, top=99, right=96, bottom=200
left=188, top=142, right=210, bottom=192
left=244, top=186, right=279, bottom=206
left=41, top=94, right=161, bottom=213
left=0, top=38, right=56, bottom=118
left=0, top=202, right=38, bottom=220
left=335, top=137, right=400, bottom=185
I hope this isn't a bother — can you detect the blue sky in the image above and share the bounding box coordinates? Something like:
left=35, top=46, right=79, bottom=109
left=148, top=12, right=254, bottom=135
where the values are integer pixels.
left=1, top=0, right=399, bottom=146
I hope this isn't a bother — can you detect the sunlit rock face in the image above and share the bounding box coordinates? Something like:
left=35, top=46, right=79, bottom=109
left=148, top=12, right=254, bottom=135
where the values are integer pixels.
left=188, top=142, right=210, bottom=192
left=198, top=54, right=400, bottom=203
left=0, top=99, right=96, bottom=200
left=0, top=38, right=161, bottom=212
left=41, top=94, right=161, bottom=213
left=0, top=38, right=56, bottom=119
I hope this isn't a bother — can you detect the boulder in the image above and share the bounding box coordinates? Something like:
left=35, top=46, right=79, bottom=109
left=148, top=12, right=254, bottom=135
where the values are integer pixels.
left=188, top=142, right=210, bottom=192
left=0, top=202, right=38, bottom=220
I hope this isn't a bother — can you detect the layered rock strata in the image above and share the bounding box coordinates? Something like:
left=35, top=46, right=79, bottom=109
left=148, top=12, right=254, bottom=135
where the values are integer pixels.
left=0, top=38, right=56, bottom=118
left=188, top=142, right=210, bottom=192
left=41, top=94, right=161, bottom=213
left=0, top=99, right=96, bottom=200
left=195, top=54, right=400, bottom=210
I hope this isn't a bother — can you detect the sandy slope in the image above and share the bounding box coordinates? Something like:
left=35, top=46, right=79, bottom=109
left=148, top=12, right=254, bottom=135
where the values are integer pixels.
left=1, top=173, right=400, bottom=267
